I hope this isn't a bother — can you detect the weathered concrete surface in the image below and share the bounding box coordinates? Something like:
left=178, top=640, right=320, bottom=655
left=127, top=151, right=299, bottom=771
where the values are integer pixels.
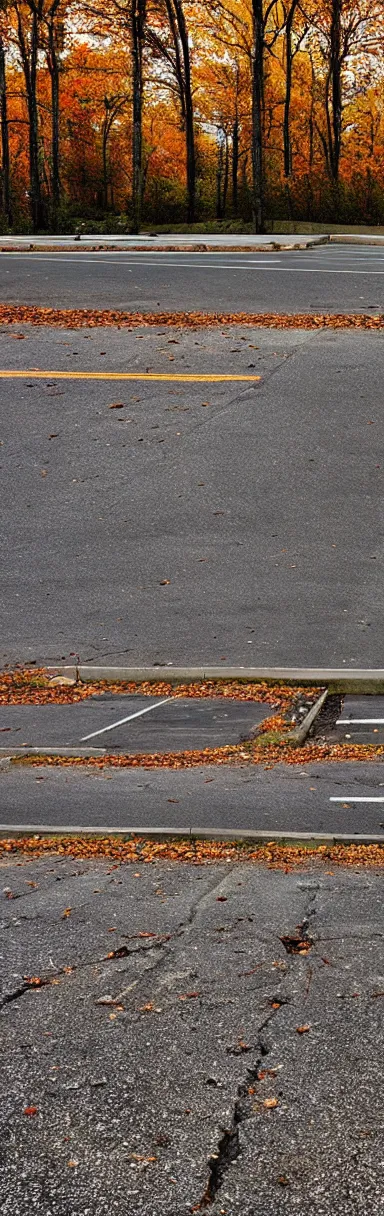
left=0, top=856, right=383, bottom=1214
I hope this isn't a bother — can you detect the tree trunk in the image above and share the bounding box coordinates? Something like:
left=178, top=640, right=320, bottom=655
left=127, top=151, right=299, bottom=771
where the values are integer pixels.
left=16, top=1, right=45, bottom=231
left=167, top=0, right=195, bottom=224
left=232, top=64, right=239, bottom=215
left=131, top=0, right=146, bottom=233
left=251, top=0, right=265, bottom=233
left=216, top=137, right=223, bottom=219
left=0, top=37, right=12, bottom=227
left=222, top=131, right=229, bottom=217
left=325, top=0, right=342, bottom=183
left=46, top=17, right=61, bottom=224
left=283, top=0, right=298, bottom=178
left=232, top=116, right=239, bottom=214
left=102, top=113, right=109, bottom=210
left=329, top=0, right=342, bottom=181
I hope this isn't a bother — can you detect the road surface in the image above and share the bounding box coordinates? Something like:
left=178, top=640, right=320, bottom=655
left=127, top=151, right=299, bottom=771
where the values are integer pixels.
left=1, top=324, right=383, bottom=669
left=1, top=245, right=384, bottom=314
left=1, top=761, right=384, bottom=837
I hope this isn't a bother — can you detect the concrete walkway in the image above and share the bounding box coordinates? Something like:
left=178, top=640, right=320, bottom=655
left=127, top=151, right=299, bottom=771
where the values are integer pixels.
left=2, top=232, right=384, bottom=251
left=0, top=232, right=328, bottom=251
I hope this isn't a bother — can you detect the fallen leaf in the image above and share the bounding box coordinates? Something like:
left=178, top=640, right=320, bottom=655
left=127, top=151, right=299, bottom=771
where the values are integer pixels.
left=296, top=1024, right=311, bottom=1034
left=24, top=1105, right=38, bottom=1116
left=130, top=1154, right=158, bottom=1163
left=62, top=907, right=71, bottom=919
left=178, top=991, right=200, bottom=1000
left=108, top=402, right=125, bottom=409
left=159, top=579, right=170, bottom=585
left=263, top=1097, right=279, bottom=1109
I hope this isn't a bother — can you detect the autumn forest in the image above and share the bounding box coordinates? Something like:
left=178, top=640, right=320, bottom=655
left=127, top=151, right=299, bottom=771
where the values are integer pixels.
left=0, top=0, right=384, bottom=233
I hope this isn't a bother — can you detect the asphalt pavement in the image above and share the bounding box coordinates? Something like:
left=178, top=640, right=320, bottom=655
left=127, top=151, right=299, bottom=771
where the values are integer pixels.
left=1, top=761, right=384, bottom=837
left=1, top=856, right=383, bottom=1214
left=0, top=695, right=270, bottom=752
left=1, top=245, right=384, bottom=314
left=1, top=324, right=383, bottom=669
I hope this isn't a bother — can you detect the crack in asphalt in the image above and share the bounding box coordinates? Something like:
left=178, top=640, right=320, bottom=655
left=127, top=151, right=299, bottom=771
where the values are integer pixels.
left=0, top=869, right=236, bottom=1014
left=196, top=882, right=321, bottom=1208
left=198, top=988, right=288, bottom=1207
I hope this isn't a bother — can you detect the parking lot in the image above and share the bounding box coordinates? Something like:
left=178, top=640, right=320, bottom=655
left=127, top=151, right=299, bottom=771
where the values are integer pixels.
left=1, top=323, right=383, bottom=671
left=1, top=244, right=384, bottom=314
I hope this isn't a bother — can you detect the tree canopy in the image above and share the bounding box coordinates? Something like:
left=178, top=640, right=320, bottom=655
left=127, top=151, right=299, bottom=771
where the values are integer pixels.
left=1, top=0, right=384, bottom=231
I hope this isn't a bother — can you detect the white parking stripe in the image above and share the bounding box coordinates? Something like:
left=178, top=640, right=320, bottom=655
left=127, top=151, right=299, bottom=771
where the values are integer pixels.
left=80, top=696, right=173, bottom=741
left=330, top=796, right=384, bottom=803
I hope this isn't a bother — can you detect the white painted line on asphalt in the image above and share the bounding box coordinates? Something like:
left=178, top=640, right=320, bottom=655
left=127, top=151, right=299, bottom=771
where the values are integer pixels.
left=0, top=250, right=284, bottom=260
left=330, top=796, right=384, bottom=803
left=0, top=255, right=282, bottom=269
left=80, top=696, right=173, bottom=741
left=2, top=254, right=384, bottom=275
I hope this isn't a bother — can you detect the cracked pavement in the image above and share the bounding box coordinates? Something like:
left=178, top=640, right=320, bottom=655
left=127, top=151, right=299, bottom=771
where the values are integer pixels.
left=1, top=856, right=383, bottom=1214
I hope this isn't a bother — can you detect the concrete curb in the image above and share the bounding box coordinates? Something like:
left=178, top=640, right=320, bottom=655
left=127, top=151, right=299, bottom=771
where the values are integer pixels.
left=45, top=665, right=384, bottom=693
left=289, top=689, right=328, bottom=746
left=330, top=234, right=384, bottom=246
left=0, top=236, right=329, bottom=254
left=0, top=824, right=383, bottom=847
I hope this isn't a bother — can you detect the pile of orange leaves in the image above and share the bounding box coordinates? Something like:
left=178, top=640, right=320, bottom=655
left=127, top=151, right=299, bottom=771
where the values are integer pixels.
left=0, top=668, right=300, bottom=710
left=1, top=835, right=383, bottom=869
left=0, top=305, right=383, bottom=331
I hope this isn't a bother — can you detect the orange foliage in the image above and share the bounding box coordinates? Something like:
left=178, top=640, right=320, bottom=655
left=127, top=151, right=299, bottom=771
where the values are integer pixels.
left=2, top=0, right=384, bottom=228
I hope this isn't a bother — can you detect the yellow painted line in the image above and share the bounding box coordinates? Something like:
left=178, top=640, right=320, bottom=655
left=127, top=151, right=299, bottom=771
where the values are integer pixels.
left=0, top=369, right=261, bottom=383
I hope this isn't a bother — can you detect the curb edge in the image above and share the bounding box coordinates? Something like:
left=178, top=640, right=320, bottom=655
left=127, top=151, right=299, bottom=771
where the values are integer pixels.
left=0, top=824, right=383, bottom=846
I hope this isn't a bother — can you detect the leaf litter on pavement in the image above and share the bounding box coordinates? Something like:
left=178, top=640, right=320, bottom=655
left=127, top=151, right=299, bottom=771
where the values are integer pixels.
left=3, top=668, right=384, bottom=766
left=0, top=836, right=383, bottom=869
left=0, top=305, right=384, bottom=330
left=0, top=668, right=306, bottom=712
